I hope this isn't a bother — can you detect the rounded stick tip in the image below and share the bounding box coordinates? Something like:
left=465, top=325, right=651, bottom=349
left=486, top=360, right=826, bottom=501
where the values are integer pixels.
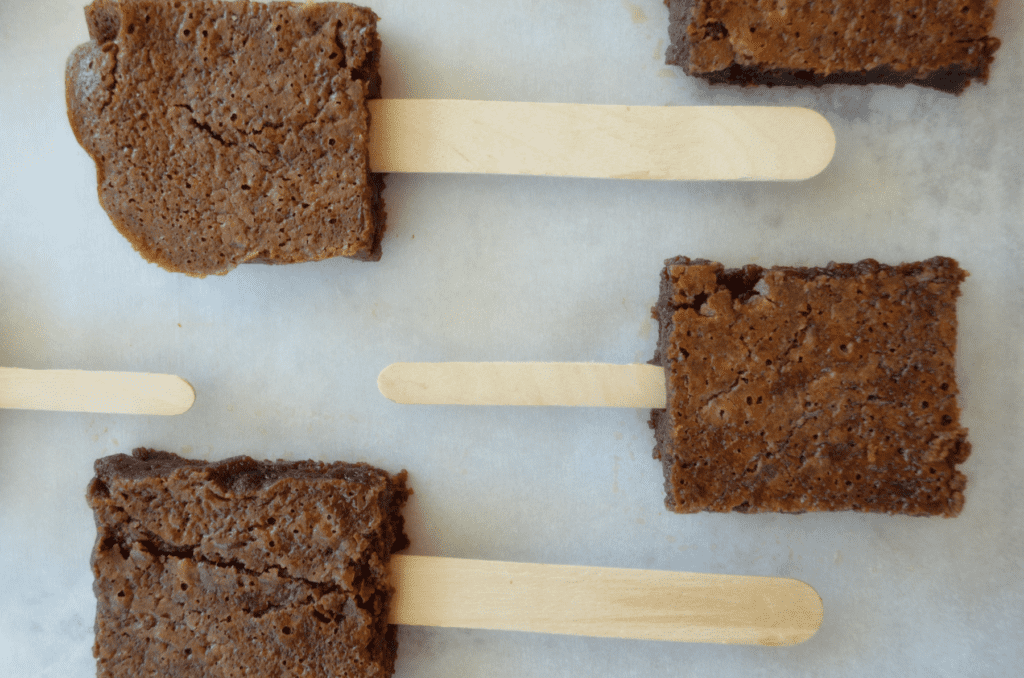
left=377, top=363, right=409, bottom=403
left=165, top=375, right=196, bottom=415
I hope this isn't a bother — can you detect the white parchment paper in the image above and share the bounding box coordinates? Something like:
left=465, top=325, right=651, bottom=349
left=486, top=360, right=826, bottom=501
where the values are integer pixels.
left=2, top=1, right=1022, bottom=676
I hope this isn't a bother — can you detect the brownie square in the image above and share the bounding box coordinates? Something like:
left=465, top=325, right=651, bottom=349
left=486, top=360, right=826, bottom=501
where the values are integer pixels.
left=649, top=257, right=970, bottom=516
left=66, top=0, right=386, bottom=276
left=87, top=449, right=410, bottom=677
left=665, top=0, right=1001, bottom=94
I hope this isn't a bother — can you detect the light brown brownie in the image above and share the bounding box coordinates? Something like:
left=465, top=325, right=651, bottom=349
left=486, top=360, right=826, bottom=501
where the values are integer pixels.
left=649, top=257, right=970, bottom=516
left=66, top=0, right=385, bottom=276
left=87, top=449, right=410, bottom=677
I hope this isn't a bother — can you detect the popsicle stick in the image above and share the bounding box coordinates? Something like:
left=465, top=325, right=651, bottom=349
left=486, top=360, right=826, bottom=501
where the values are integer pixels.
left=378, top=362, right=666, bottom=408
left=389, top=554, right=822, bottom=646
left=0, top=367, right=195, bottom=415
left=367, top=100, right=835, bottom=181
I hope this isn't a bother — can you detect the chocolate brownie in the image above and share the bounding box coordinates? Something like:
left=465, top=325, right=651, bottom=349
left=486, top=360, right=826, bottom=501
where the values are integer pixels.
left=649, top=257, right=970, bottom=516
left=87, top=449, right=410, bottom=677
left=665, top=0, right=1001, bottom=94
left=66, top=0, right=385, bottom=276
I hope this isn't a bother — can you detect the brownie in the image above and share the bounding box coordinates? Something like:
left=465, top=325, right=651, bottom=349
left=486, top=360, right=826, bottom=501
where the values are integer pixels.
left=664, top=0, right=1001, bottom=94
left=649, top=257, right=970, bottom=516
left=87, top=449, right=410, bottom=677
left=66, top=0, right=385, bottom=276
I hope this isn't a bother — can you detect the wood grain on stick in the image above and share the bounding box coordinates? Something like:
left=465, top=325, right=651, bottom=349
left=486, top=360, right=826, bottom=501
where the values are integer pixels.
left=389, top=555, right=822, bottom=645
left=378, top=362, right=666, bottom=407
left=368, top=100, right=835, bottom=181
left=0, top=367, right=195, bottom=415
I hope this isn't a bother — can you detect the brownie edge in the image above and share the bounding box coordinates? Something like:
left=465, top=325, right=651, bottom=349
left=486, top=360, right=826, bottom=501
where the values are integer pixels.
left=87, top=448, right=410, bottom=677
left=649, top=257, right=970, bottom=516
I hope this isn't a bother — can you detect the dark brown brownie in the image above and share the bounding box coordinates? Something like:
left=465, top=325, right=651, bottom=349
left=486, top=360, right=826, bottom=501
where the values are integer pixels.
left=665, top=0, right=1001, bottom=94
left=649, top=257, right=970, bottom=516
left=87, top=449, right=410, bottom=677
left=66, top=0, right=385, bottom=276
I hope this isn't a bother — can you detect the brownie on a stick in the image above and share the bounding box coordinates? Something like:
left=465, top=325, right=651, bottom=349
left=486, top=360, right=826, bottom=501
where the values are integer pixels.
left=649, top=257, right=970, bottom=516
left=87, top=449, right=410, bottom=677
left=66, top=1, right=385, bottom=276
left=665, top=0, right=1001, bottom=94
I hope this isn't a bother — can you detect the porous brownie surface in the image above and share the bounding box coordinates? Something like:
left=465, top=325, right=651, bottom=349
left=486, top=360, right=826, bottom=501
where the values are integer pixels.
left=66, top=0, right=385, bottom=276
left=665, top=0, right=1001, bottom=94
left=649, top=257, right=970, bottom=516
left=87, top=449, right=410, bottom=677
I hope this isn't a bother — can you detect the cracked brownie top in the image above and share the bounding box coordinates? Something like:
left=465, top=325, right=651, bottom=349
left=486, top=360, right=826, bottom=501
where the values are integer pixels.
left=87, top=448, right=409, bottom=677
left=649, top=256, right=970, bottom=516
left=66, top=0, right=385, bottom=276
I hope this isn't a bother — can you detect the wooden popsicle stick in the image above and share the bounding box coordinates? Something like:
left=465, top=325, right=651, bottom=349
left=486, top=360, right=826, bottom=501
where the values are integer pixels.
left=0, top=367, right=195, bottom=415
left=378, top=362, right=666, bottom=408
left=367, top=100, right=835, bottom=181
left=389, top=554, right=822, bottom=646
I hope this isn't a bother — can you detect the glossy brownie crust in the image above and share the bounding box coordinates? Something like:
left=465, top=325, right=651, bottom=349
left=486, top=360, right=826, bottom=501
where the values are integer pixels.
left=87, top=449, right=410, bottom=677
left=649, top=257, right=970, bottom=516
left=665, top=0, right=1001, bottom=94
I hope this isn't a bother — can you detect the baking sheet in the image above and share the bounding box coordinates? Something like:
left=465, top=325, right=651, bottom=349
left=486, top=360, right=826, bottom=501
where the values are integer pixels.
left=2, top=0, right=1023, bottom=675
